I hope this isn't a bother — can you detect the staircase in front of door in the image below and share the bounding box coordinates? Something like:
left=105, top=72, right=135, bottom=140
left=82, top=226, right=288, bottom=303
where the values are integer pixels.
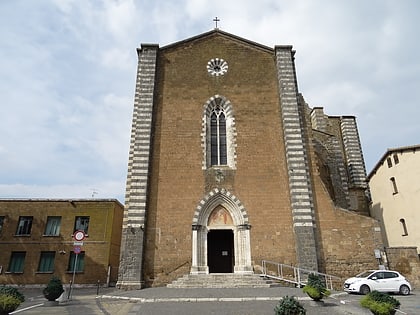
left=167, top=273, right=280, bottom=288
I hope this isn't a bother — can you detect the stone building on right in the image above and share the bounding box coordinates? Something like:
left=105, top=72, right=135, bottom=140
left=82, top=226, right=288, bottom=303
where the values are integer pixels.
left=368, top=144, right=420, bottom=287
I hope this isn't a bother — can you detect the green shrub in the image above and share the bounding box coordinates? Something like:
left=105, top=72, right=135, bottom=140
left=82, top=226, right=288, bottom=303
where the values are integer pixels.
left=302, top=273, right=330, bottom=301
left=43, top=276, right=64, bottom=301
left=0, top=286, right=24, bottom=303
left=0, top=294, right=22, bottom=315
left=367, top=291, right=400, bottom=308
left=274, top=296, right=306, bottom=315
left=360, top=291, right=400, bottom=315
left=302, top=285, right=322, bottom=300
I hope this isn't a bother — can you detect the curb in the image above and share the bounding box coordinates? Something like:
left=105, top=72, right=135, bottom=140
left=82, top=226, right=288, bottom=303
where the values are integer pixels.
left=99, top=294, right=315, bottom=303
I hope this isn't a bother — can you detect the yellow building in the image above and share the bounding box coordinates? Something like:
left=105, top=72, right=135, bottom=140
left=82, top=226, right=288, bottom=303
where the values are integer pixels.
left=369, top=145, right=420, bottom=253
left=0, top=199, right=123, bottom=286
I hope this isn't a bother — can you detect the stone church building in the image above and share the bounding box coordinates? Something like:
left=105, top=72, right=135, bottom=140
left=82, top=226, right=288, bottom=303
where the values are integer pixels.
left=117, top=29, right=383, bottom=289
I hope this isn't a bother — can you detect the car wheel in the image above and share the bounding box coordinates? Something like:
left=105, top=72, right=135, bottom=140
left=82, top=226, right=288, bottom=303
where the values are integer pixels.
left=360, top=284, right=370, bottom=295
left=399, top=285, right=410, bottom=296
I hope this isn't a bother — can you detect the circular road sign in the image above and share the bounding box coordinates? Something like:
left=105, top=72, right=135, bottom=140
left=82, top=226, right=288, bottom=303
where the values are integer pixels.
left=73, top=230, right=86, bottom=241
left=73, top=246, right=82, bottom=254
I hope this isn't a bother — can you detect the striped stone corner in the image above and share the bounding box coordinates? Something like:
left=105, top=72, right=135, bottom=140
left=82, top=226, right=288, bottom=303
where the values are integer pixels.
left=275, top=46, right=318, bottom=271
left=340, top=117, right=367, bottom=188
left=117, top=44, right=159, bottom=290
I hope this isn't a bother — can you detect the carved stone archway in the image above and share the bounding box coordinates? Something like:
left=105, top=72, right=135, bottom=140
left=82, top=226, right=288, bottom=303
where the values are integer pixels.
left=191, top=188, right=252, bottom=274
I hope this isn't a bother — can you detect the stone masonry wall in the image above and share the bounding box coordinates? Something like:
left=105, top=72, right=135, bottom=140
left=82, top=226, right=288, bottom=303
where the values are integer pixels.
left=386, top=247, right=420, bottom=289
left=304, top=108, right=383, bottom=279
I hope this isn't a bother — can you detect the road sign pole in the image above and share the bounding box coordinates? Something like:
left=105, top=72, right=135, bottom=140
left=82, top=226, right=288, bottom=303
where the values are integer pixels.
left=69, top=230, right=85, bottom=300
left=69, top=253, right=78, bottom=300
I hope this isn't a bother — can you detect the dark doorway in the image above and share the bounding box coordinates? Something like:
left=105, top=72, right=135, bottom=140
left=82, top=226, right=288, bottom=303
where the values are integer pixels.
left=207, top=229, right=234, bottom=273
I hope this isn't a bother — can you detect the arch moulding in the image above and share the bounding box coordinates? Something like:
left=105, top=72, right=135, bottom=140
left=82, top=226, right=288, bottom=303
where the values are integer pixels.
left=191, top=188, right=253, bottom=274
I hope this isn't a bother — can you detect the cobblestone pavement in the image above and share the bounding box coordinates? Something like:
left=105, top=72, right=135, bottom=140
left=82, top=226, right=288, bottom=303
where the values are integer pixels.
left=12, top=287, right=419, bottom=315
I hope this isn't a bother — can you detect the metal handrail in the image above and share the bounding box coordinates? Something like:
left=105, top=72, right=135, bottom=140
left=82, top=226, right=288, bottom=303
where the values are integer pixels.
left=260, top=260, right=341, bottom=290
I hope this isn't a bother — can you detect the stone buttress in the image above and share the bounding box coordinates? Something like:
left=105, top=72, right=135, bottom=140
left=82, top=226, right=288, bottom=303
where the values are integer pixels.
left=117, top=44, right=158, bottom=290
left=275, top=46, right=318, bottom=271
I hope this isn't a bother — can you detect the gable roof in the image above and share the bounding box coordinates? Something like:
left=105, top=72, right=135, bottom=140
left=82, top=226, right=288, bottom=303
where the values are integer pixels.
left=160, top=28, right=276, bottom=53
left=367, top=144, right=420, bottom=180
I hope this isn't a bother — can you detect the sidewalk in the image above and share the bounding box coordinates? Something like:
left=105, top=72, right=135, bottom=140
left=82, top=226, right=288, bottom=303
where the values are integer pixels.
left=13, top=286, right=370, bottom=314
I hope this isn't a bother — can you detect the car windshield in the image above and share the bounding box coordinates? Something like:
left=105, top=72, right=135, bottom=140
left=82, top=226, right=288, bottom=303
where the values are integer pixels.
left=356, top=271, right=374, bottom=278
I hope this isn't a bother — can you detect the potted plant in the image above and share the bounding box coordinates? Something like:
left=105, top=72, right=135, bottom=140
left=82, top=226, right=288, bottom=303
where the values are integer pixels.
left=302, top=273, right=330, bottom=301
left=274, top=296, right=306, bottom=315
left=43, top=276, right=64, bottom=303
left=0, top=286, right=25, bottom=315
left=360, top=291, right=400, bottom=315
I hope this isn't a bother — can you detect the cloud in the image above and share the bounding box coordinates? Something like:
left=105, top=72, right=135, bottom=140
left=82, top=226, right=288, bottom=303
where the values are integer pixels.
left=0, top=0, right=419, bottom=200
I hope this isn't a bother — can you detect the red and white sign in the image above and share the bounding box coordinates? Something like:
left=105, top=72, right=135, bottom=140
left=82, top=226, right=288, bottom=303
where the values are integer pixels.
left=73, top=230, right=86, bottom=241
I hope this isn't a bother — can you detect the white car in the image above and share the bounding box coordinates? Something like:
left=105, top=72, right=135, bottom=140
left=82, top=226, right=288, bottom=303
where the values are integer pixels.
left=344, top=270, right=411, bottom=295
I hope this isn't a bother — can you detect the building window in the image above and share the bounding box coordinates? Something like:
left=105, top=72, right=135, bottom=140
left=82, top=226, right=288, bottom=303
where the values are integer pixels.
left=74, top=216, right=89, bottom=235
left=8, top=252, right=26, bottom=273
left=44, top=216, right=61, bottom=236
left=390, top=177, right=398, bottom=194
left=16, top=216, right=33, bottom=235
left=38, top=251, right=56, bottom=272
left=386, top=157, right=392, bottom=168
left=400, top=218, right=408, bottom=236
left=202, top=96, right=236, bottom=170
left=67, top=251, right=85, bottom=272
left=393, top=154, right=399, bottom=164
left=211, top=109, right=227, bottom=166
left=0, top=216, right=4, bottom=235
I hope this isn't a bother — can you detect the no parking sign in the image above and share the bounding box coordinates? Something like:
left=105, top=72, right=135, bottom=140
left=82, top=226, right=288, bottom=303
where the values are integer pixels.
left=73, top=246, right=81, bottom=254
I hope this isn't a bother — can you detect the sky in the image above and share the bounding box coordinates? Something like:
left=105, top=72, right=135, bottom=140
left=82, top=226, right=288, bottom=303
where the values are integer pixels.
left=0, top=0, right=419, bottom=203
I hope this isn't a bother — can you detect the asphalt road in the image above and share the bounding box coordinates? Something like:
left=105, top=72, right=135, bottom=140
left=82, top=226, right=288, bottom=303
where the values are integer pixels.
left=11, top=287, right=420, bottom=315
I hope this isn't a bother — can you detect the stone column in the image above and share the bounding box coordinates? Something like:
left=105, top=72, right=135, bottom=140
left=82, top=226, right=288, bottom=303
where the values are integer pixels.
left=191, top=225, right=208, bottom=274
left=234, top=224, right=253, bottom=273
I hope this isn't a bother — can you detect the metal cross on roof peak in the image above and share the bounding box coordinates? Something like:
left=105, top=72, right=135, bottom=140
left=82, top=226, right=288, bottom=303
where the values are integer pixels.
left=213, top=17, right=220, bottom=29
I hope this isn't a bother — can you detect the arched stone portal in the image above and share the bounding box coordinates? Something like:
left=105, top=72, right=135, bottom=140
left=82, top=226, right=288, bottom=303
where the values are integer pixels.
left=191, top=188, right=252, bottom=274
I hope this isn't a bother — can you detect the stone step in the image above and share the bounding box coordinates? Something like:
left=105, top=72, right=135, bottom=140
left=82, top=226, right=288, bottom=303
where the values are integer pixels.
left=167, top=273, right=281, bottom=288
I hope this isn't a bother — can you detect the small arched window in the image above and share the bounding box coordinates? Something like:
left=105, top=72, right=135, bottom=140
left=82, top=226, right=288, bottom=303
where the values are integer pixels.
left=400, top=218, right=408, bottom=236
left=390, top=177, right=398, bottom=194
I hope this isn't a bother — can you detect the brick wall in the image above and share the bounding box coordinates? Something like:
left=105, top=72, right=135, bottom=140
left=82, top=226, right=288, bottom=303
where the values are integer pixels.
left=143, top=34, right=297, bottom=286
left=123, top=31, right=382, bottom=287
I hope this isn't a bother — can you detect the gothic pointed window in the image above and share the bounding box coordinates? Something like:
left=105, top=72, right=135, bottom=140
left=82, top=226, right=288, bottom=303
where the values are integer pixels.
left=211, top=108, right=227, bottom=166
left=202, top=95, right=236, bottom=170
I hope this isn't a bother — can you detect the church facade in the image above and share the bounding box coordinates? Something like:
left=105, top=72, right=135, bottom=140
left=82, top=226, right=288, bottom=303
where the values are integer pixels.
left=117, top=29, right=383, bottom=289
